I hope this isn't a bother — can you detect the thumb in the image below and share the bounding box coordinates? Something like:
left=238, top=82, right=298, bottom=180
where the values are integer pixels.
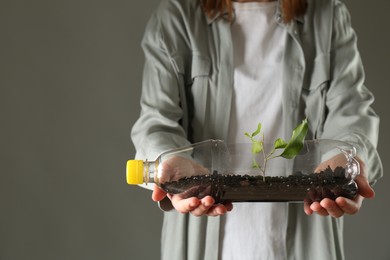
left=152, top=185, right=167, bottom=202
left=356, top=176, right=375, bottom=199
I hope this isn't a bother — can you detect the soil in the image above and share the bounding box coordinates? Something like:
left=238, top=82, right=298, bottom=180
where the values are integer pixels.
left=160, top=166, right=358, bottom=203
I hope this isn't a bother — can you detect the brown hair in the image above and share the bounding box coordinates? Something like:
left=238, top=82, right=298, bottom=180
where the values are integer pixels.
left=200, top=0, right=307, bottom=23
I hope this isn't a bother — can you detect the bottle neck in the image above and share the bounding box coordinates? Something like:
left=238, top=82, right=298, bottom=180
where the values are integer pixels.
left=144, top=160, right=158, bottom=184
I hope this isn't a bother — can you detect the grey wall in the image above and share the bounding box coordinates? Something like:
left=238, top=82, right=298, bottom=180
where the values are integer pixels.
left=0, top=1, right=388, bottom=260
left=341, top=1, right=390, bottom=259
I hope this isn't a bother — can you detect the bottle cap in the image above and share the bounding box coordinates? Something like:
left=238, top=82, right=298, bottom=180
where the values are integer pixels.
left=126, top=160, right=144, bottom=184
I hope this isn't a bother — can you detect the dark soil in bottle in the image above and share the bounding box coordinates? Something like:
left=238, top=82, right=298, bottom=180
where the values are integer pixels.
left=160, top=166, right=358, bottom=203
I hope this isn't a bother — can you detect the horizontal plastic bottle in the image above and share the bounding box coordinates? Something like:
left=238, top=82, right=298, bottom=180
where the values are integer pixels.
left=126, top=139, right=360, bottom=203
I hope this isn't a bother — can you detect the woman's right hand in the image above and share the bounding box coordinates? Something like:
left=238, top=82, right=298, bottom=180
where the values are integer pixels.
left=152, top=186, right=233, bottom=217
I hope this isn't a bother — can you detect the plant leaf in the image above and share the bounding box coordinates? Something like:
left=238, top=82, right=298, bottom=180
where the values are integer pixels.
left=251, top=123, right=262, bottom=137
left=279, top=118, right=308, bottom=159
left=252, top=160, right=261, bottom=169
left=252, top=140, right=263, bottom=154
left=274, top=138, right=287, bottom=149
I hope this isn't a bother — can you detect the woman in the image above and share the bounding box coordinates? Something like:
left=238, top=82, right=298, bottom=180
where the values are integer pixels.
left=131, top=0, right=383, bottom=259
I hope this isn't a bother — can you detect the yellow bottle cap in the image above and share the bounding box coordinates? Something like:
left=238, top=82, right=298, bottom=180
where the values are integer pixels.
left=126, top=160, right=144, bottom=185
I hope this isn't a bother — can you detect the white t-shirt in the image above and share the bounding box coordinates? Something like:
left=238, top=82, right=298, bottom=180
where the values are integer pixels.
left=222, top=2, right=288, bottom=259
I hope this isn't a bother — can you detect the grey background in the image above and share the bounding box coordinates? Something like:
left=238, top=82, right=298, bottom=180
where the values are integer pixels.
left=0, top=0, right=388, bottom=259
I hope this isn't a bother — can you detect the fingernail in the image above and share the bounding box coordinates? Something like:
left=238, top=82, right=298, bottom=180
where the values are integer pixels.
left=190, top=201, right=199, bottom=208
left=203, top=201, right=211, bottom=207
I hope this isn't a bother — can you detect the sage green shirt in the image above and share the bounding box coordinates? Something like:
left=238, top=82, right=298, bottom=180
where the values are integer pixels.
left=131, top=0, right=383, bottom=259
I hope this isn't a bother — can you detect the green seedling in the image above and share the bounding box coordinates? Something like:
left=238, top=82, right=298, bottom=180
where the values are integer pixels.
left=244, top=118, right=308, bottom=181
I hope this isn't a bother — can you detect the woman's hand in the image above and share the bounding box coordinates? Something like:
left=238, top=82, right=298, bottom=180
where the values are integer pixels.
left=152, top=186, right=233, bottom=216
left=152, top=155, right=233, bottom=216
left=304, top=155, right=375, bottom=218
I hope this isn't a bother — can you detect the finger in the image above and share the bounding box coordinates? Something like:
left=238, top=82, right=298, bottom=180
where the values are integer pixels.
left=304, top=199, right=314, bottom=215
left=355, top=176, right=375, bottom=199
left=224, top=202, right=234, bottom=212
left=320, top=198, right=344, bottom=218
left=206, top=202, right=234, bottom=217
left=310, top=201, right=329, bottom=216
left=170, top=195, right=201, bottom=214
left=354, top=158, right=375, bottom=199
left=335, top=196, right=363, bottom=215
left=204, top=205, right=228, bottom=217
left=152, top=186, right=167, bottom=202
left=189, top=196, right=215, bottom=217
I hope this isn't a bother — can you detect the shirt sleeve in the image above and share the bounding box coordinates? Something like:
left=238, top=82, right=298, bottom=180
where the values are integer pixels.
left=320, top=0, right=382, bottom=185
left=131, top=10, right=191, bottom=164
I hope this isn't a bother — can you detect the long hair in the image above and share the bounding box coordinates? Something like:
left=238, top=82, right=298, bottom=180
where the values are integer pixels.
left=200, top=0, right=307, bottom=23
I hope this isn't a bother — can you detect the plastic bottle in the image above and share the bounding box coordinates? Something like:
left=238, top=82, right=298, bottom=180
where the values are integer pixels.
left=126, top=139, right=359, bottom=203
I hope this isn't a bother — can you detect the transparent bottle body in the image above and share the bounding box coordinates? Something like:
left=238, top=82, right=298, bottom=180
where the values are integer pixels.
left=138, top=139, right=359, bottom=203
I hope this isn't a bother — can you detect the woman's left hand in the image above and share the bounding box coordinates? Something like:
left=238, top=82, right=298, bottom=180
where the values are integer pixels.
left=304, top=157, right=375, bottom=218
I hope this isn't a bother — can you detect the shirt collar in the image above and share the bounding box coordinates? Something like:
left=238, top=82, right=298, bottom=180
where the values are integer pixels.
left=205, top=10, right=230, bottom=24
left=275, top=0, right=305, bottom=24
left=205, top=0, right=305, bottom=25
